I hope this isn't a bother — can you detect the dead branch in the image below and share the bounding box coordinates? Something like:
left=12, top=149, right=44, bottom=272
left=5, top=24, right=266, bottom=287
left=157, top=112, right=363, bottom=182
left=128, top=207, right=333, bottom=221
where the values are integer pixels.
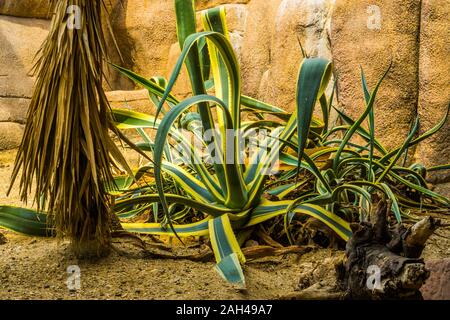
left=336, top=199, right=438, bottom=299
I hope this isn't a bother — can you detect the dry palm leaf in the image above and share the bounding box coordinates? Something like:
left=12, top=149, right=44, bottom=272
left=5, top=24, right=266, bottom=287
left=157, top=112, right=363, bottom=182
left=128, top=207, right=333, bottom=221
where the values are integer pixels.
left=9, top=0, right=130, bottom=256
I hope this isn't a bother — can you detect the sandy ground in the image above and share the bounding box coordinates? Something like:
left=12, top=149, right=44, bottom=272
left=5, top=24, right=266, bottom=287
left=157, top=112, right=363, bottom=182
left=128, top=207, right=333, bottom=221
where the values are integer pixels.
left=1, top=149, right=449, bottom=300
left=0, top=231, right=341, bottom=300
left=0, top=150, right=30, bottom=208
left=0, top=149, right=325, bottom=300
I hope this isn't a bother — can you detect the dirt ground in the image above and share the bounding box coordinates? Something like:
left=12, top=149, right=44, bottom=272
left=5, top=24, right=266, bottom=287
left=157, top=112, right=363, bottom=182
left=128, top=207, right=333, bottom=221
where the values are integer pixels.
left=1, top=149, right=449, bottom=300
left=0, top=231, right=343, bottom=300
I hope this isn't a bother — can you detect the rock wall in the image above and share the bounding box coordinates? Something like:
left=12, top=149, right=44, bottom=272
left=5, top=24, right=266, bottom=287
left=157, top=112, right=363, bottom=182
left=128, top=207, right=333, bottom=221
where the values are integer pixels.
left=0, top=0, right=52, bottom=19
left=331, top=0, right=421, bottom=151
left=421, top=259, right=450, bottom=300
left=416, top=0, right=450, bottom=183
left=0, top=0, right=448, bottom=183
left=0, top=14, right=49, bottom=150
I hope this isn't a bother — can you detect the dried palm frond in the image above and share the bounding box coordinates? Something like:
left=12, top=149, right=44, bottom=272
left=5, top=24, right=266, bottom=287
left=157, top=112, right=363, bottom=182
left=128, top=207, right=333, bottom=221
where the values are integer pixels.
left=9, top=0, right=130, bottom=256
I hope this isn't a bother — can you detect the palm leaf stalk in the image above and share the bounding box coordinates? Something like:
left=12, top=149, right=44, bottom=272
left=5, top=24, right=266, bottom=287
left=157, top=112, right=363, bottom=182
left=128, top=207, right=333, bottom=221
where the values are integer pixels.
left=7, top=0, right=128, bottom=256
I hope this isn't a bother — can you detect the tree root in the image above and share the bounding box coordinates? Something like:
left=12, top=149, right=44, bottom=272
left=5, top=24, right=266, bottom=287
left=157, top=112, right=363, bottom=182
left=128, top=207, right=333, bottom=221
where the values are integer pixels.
left=336, top=199, right=439, bottom=300
left=278, top=287, right=344, bottom=300
left=140, top=244, right=315, bottom=262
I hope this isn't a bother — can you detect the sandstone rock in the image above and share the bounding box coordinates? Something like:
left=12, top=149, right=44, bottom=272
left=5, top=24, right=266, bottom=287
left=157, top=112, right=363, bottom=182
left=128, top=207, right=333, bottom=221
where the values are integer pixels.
left=0, top=15, right=49, bottom=98
left=106, top=89, right=158, bottom=144
left=164, top=4, right=249, bottom=99
left=330, top=0, right=421, bottom=151
left=102, top=3, right=133, bottom=91
left=0, top=0, right=446, bottom=170
left=196, top=4, right=249, bottom=33
left=0, top=97, right=30, bottom=124
left=262, top=0, right=334, bottom=112
left=229, top=31, right=244, bottom=64
left=0, top=0, right=52, bottom=19
left=106, top=89, right=155, bottom=115
left=196, top=0, right=251, bottom=11
left=104, top=0, right=178, bottom=90
left=0, top=122, right=24, bottom=150
left=257, top=70, right=270, bottom=100
left=421, top=259, right=450, bottom=300
left=221, top=4, right=248, bottom=33
left=241, top=0, right=282, bottom=98
left=415, top=0, right=450, bottom=182
left=164, top=43, right=192, bottom=100
left=105, top=1, right=251, bottom=91
left=213, top=4, right=248, bottom=64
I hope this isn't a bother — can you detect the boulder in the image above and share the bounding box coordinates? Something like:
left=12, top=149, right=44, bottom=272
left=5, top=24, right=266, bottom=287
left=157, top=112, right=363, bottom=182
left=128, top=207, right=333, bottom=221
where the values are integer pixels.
left=196, top=0, right=251, bottom=11
left=421, top=259, right=450, bottom=300
left=106, top=89, right=155, bottom=115
left=0, top=122, right=24, bottom=150
left=0, top=0, right=52, bottom=20
left=260, top=0, right=334, bottom=112
left=330, top=0, right=421, bottom=151
left=0, top=0, right=447, bottom=167
left=219, top=4, right=248, bottom=64
left=0, top=98, right=30, bottom=124
left=164, top=43, right=192, bottom=99
left=241, top=0, right=282, bottom=98
left=415, top=0, right=450, bottom=182
left=0, top=15, right=49, bottom=148
left=0, top=15, right=50, bottom=99
left=163, top=4, right=249, bottom=99
left=104, top=0, right=178, bottom=90
left=223, top=4, right=248, bottom=34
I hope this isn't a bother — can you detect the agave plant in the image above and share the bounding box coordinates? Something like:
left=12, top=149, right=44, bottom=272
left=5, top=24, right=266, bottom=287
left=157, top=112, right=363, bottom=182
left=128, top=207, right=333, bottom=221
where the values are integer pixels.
left=107, top=1, right=449, bottom=284
left=108, top=2, right=354, bottom=285
left=1, top=0, right=448, bottom=286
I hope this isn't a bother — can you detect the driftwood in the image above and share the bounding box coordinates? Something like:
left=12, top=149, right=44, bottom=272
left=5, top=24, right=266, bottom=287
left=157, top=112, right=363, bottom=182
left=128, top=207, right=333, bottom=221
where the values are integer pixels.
left=336, top=199, right=440, bottom=300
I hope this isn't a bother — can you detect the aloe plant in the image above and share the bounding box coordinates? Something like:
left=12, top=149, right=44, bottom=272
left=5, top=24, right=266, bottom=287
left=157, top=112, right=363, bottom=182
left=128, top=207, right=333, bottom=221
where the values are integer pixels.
left=1, top=1, right=448, bottom=286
